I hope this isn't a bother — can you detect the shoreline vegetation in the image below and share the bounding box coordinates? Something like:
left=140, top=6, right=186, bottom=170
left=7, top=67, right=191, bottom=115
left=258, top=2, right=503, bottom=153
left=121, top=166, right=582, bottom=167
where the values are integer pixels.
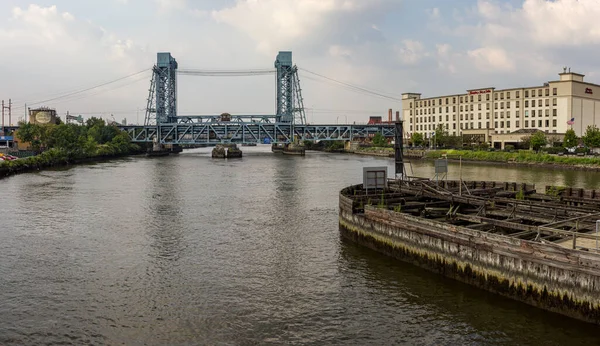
left=0, top=117, right=147, bottom=180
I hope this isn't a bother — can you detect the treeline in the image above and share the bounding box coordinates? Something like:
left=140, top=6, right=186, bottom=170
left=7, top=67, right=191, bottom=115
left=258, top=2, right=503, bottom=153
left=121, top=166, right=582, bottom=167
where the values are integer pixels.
left=0, top=117, right=144, bottom=176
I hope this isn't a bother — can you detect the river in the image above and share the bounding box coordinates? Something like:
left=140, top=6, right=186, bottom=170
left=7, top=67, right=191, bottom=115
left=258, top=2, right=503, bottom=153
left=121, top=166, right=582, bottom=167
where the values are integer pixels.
left=1, top=147, right=599, bottom=345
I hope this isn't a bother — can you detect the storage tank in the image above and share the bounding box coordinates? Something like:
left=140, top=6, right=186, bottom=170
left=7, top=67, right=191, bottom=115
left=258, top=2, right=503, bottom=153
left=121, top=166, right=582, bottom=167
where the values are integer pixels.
left=29, top=107, right=57, bottom=125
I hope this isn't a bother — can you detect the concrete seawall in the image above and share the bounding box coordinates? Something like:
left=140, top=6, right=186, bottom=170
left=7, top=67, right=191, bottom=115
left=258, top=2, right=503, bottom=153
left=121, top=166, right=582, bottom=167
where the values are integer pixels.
left=339, top=191, right=600, bottom=324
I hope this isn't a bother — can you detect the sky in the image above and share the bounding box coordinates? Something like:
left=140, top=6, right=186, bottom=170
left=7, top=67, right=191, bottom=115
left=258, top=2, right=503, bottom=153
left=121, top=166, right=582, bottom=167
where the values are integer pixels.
left=0, top=0, right=599, bottom=125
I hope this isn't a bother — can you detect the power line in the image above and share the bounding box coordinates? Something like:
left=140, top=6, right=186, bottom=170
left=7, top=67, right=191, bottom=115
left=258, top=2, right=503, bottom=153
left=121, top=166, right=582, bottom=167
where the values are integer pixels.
left=11, top=68, right=151, bottom=111
left=299, top=68, right=403, bottom=102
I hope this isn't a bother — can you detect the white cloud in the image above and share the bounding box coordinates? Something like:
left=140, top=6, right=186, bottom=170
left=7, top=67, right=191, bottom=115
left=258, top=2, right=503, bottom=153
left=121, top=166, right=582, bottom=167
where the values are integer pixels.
left=467, top=47, right=514, bottom=72
left=396, top=40, right=425, bottom=65
left=156, top=0, right=187, bottom=12
left=210, top=0, right=396, bottom=54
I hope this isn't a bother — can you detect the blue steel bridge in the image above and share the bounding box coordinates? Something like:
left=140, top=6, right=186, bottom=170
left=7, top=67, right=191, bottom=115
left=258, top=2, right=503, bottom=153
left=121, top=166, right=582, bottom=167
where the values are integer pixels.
left=119, top=51, right=396, bottom=146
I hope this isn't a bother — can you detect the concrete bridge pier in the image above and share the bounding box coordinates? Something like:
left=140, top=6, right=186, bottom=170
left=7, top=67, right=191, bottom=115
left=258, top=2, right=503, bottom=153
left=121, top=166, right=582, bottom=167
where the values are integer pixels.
left=282, top=143, right=305, bottom=156
left=212, top=144, right=242, bottom=158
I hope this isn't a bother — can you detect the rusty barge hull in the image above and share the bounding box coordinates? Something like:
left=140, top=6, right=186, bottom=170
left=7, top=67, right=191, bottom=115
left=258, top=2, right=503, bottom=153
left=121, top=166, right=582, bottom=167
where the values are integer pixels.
left=339, top=179, right=600, bottom=325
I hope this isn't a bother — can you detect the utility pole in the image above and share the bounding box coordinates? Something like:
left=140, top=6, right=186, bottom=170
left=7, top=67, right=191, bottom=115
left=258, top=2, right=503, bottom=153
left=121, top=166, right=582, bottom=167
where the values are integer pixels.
left=1, top=99, right=10, bottom=132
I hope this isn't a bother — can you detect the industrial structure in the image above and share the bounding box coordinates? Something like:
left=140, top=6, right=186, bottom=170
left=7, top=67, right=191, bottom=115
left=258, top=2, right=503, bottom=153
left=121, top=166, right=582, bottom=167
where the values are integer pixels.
left=123, top=51, right=394, bottom=147
left=402, top=69, right=600, bottom=149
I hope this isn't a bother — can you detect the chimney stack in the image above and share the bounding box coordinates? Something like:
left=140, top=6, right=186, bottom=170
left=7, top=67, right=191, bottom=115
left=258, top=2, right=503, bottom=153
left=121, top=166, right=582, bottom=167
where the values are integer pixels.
left=395, top=111, right=400, bottom=122
left=388, top=109, right=393, bottom=123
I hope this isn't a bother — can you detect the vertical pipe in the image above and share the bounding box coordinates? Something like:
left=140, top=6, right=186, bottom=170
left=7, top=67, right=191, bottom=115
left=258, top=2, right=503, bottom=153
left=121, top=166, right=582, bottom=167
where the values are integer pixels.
left=394, top=120, right=404, bottom=180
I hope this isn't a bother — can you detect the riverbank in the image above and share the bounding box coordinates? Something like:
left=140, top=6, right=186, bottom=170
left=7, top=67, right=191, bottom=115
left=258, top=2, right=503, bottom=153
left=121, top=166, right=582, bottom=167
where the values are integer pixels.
left=0, top=146, right=145, bottom=180
left=350, top=147, right=600, bottom=171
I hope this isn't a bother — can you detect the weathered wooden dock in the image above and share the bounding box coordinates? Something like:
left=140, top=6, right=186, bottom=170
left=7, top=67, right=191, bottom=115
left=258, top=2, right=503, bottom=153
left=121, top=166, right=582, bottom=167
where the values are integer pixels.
left=340, top=178, right=600, bottom=324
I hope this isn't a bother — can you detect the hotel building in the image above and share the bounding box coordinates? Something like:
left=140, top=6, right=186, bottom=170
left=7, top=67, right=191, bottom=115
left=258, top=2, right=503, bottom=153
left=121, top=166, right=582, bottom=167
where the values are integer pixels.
left=401, top=70, right=600, bottom=149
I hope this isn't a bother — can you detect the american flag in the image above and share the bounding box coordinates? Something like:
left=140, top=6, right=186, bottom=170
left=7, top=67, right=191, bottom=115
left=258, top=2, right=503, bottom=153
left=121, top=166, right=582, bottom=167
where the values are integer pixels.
left=567, top=117, right=575, bottom=125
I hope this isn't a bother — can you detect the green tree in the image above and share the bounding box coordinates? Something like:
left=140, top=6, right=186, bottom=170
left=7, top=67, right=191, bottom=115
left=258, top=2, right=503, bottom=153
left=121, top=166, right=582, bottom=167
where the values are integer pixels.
left=521, top=135, right=532, bottom=150
left=434, top=124, right=449, bottom=147
left=372, top=132, right=387, bottom=147
left=563, top=128, right=578, bottom=148
left=16, top=121, right=42, bottom=151
left=582, top=125, right=600, bottom=148
left=530, top=131, right=547, bottom=151
left=411, top=132, right=424, bottom=147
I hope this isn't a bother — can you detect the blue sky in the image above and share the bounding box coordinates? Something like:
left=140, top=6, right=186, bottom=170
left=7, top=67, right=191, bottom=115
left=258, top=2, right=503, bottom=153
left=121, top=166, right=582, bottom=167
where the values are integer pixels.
left=0, top=0, right=598, bottom=124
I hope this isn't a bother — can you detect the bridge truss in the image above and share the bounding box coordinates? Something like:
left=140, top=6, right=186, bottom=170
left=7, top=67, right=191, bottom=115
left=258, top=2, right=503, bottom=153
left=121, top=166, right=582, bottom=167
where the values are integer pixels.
left=124, top=51, right=394, bottom=145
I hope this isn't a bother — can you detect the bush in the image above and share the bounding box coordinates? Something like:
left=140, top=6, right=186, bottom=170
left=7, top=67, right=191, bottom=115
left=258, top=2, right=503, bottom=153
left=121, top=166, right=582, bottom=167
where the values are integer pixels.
left=542, top=146, right=565, bottom=154
left=504, top=144, right=515, bottom=152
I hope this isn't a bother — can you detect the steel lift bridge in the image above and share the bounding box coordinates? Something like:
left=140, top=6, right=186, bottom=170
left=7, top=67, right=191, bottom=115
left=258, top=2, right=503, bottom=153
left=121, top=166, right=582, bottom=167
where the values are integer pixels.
left=123, top=51, right=395, bottom=147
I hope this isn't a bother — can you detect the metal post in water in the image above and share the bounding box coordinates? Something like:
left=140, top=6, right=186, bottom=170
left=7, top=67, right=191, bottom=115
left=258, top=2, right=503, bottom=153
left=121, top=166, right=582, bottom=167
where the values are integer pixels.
left=394, top=120, right=404, bottom=180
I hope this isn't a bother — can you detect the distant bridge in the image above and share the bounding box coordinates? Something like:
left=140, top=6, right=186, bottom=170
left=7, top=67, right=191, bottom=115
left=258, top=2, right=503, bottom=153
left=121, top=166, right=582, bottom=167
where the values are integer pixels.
left=120, top=51, right=395, bottom=145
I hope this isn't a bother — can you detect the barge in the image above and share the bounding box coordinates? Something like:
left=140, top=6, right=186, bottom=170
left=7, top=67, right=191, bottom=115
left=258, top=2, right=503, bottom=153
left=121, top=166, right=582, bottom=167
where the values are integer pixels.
left=339, top=179, right=600, bottom=325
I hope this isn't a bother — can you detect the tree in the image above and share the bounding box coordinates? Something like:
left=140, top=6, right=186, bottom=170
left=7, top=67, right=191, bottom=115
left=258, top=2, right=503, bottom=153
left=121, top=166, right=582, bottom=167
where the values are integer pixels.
left=563, top=129, right=578, bottom=148
left=434, top=124, right=449, bottom=147
left=372, top=132, right=387, bottom=147
left=520, top=135, right=532, bottom=150
left=530, top=131, right=547, bottom=151
left=411, top=132, right=424, bottom=147
left=582, top=125, right=600, bottom=148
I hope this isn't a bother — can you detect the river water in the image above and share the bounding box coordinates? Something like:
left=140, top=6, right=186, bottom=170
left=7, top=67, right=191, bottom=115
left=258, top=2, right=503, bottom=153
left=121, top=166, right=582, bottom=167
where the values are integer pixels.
left=1, top=147, right=599, bottom=345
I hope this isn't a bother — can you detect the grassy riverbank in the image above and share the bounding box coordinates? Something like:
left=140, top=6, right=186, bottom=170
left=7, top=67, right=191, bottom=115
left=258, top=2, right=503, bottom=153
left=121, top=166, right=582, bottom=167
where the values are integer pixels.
left=0, top=118, right=146, bottom=179
left=424, top=149, right=600, bottom=166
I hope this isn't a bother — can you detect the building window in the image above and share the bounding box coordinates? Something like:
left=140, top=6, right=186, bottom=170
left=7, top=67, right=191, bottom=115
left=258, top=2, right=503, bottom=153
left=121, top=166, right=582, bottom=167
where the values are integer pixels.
left=507, top=111, right=511, bottom=118
left=507, top=121, right=510, bottom=128
left=553, top=98, right=557, bottom=106
left=486, top=103, right=490, bottom=110
left=478, top=113, right=482, bottom=119
left=516, top=110, right=520, bottom=117
left=453, top=115, right=456, bottom=121
left=470, top=95, right=473, bottom=102
left=525, top=120, right=529, bottom=127
left=478, top=104, right=482, bottom=111
left=507, top=91, right=511, bottom=99
left=470, top=105, right=474, bottom=111
left=486, top=112, right=490, bottom=119
left=495, top=103, right=498, bottom=109
left=553, top=109, right=557, bottom=116
left=545, top=89, right=549, bottom=96
left=501, top=102, right=504, bottom=109
left=478, top=122, right=481, bottom=129
left=486, top=94, right=490, bottom=101
left=545, top=109, right=549, bottom=117
left=439, top=99, right=442, bottom=105
left=445, top=98, right=449, bottom=105
left=453, top=123, right=456, bottom=129
left=538, top=100, right=542, bottom=107
left=538, top=89, right=542, bottom=97
left=478, top=95, right=482, bottom=101
left=516, top=121, right=520, bottom=127
left=494, top=112, right=498, bottom=119
left=525, top=100, right=529, bottom=107
left=552, top=119, right=557, bottom=127
left=553, top=88, right=557, bottom=95
left=453, top=97, right=456, bottom=104
left=486, top=121, right=490, bottom=128
left=516, top=101, right=520, bottom=108
left=501, top=121, right=504, bottom=128
left=439, top=107, right=442, bottom=113
left=453, top=106, right=456, bottom=112
left=470, top=122, right=474, bottom=129
left=428, top=100, right=431, bottom=106
left=507, top=102, right=511, bottom=109
left=525, top=110, right=529, bottom=117
left=439, top=115, right=442, bottom=122
left=410, top=125, right=413, bottom=131
left=500, top=92, right=504, bottom=99
left=538, top=120, right=542, bottom=127
left=516, top=91, right=520, bottom=98
left=433, top=108, right=435, bottom=114
left=525, top=90, right=529, bottom=97
left=410, top=110, right=413, bottom=116
left=545, top=99, right=549, bottom=106
left=494, top=93, right=498, bottom=100
left=446, top=107, right=449, bottom=113
left=460, top=97, right=463, bottom=103
left=532, top=110, right=536, bottom=117
left=501, top=111, right=504, bottom=118
left=545, top=120, right=549, bottom=127
left=460, top=114, right=463, bottom=120
left=470, top=114, right=474, bottom=120
left=532, top=90, right=536, bottom=97
left=495, top=121, right=498, bottom=128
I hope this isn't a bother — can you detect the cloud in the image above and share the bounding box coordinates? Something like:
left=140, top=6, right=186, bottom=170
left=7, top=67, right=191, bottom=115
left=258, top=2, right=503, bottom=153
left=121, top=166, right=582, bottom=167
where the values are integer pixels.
left=467, top=47, right=514, bottom=72
left=210, top=0, right=398, bottom=55
left=156, top=0, right=187, bottom=12
left=396, top=40, right=426, bottom=65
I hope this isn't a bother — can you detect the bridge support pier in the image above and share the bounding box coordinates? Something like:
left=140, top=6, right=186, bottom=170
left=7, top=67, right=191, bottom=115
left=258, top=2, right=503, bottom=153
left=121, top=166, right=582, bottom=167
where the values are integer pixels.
left=212, top=144, right=242, bottom=159
left=282, top=143, right=305, bottom=156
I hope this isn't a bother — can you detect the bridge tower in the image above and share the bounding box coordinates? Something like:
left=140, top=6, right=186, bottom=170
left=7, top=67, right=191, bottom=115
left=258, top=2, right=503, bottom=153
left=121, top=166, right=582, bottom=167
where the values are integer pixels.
left=145, top=52, right=178, bottom=125
left=274, top=52, right=307, bottom=125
